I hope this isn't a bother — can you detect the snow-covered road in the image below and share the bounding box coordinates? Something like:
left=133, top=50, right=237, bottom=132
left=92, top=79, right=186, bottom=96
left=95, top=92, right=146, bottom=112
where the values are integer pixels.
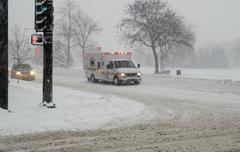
left=49, top=68, right=240, bottom=123
left=1, top=68, right=240, bottom=151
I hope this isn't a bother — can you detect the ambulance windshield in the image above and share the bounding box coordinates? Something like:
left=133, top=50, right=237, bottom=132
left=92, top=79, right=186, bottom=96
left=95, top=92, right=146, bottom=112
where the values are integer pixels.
left=114, top=60, right=136, bottom=69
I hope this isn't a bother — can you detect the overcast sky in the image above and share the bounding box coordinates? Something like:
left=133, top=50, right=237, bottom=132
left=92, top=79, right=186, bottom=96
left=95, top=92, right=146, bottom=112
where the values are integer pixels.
left=9, top=0, right=240, bottom=49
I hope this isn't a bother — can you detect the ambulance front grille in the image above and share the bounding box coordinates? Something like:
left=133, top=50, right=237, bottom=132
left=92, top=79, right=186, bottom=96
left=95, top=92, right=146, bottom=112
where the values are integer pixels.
left=126, top=73, right=137, bottom=77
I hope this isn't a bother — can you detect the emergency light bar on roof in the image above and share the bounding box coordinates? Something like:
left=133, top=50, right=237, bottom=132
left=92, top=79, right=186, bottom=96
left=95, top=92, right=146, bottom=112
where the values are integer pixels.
left=101, top=51, right=131, bottom=57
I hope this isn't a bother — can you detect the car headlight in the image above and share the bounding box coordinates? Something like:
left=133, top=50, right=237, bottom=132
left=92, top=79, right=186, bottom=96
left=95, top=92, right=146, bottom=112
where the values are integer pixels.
left=120, top=73, right=125, bottom=77
left=30, top=71, right=35, bottom=75
left=16, top=71, right=21, bottom=75
left=137, top=72, right=141, bottom=76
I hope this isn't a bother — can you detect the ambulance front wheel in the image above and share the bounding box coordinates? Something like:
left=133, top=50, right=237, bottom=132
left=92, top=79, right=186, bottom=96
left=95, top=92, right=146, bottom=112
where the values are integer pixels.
left=134, top=80, right=140, bottom=85
left=113, top=76, right=121, bottom=86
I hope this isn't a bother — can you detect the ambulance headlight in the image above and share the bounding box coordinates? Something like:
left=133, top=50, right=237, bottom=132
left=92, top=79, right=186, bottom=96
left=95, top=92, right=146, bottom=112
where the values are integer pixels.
left=30, top=71, right=35, bottom=75
left=120, top=73, right=125, bottom=77
left=16, top=71, right=21, bottom=75
left=137, top=72, right=141, bottom=76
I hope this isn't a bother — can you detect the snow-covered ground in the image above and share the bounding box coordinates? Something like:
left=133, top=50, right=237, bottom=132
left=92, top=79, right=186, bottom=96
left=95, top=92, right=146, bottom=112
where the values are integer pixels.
left=0, top=80, right=153, bottom=136
left=142, top=67, right=240, bottom=81
left=2, top=67, right=239, bottom=136
left=1, top=67, right=240, bottom=151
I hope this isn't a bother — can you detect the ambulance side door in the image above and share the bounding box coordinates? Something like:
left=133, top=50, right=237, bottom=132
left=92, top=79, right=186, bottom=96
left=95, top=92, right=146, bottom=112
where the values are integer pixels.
left=106, top=61, right=114, bottom=81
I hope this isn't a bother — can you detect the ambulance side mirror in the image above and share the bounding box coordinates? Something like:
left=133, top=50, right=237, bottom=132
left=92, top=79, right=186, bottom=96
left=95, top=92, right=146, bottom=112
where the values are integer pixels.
left=137, top=64, right=141, bottom=68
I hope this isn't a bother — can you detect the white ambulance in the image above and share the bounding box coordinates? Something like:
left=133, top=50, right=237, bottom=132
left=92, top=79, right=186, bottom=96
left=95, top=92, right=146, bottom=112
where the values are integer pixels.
left=84, top=48, right=142, bottom=85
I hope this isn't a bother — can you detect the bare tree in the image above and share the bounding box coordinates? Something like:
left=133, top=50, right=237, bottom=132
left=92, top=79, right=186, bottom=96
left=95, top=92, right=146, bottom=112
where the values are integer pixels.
left=73, top=9, right=101, bottom=68
left=196, top=45, right=229, bottom=68
left=9, top=26, right=32, bottom=64
left=53, top=40, right=68, bottom=67
left=56, top=0, right=76, bottom=68
left=120, top=0, right=195, bottom=73
left=158, top=14, right=195, bottom=69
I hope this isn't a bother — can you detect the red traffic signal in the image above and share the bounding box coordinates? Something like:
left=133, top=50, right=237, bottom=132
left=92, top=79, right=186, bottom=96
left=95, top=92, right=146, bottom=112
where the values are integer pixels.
left=31, top=34, right=43, bottom=45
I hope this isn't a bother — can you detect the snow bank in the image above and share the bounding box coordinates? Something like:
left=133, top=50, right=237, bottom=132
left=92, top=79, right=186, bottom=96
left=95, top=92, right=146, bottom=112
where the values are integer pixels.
left=141, top=67, right=240, bottom=81
left=0, top=81, right=152, bottom=136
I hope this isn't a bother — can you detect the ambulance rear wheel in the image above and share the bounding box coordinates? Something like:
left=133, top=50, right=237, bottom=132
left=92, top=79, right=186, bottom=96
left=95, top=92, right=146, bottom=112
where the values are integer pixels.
left=113, top=76, right=121, bottom=86
left=90, top=74, right=96, bottom=83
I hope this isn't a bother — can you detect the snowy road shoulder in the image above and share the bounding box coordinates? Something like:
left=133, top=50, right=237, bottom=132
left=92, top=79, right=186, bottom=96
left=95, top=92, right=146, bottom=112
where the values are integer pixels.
left=0, top=81, right=154, bottom=136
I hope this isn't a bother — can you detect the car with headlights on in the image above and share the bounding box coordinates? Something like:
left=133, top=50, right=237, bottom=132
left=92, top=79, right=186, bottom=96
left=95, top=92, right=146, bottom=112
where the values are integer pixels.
left=11, top=64, right=36, bottom=81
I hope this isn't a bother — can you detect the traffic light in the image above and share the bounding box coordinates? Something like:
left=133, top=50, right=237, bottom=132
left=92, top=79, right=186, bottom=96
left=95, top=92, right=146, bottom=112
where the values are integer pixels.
left=35, top=0, right=54, bottom=32
left=31, top=34, right=43, bottom=45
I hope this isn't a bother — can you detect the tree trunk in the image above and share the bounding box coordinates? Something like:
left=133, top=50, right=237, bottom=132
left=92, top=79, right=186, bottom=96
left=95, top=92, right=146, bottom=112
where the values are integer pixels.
left=67, top=43, right=70, bottom=67
left=152, top=47, right=160, bottom=74
left=66, top=36, right=71, bottom=68
left=82, top=48, right=85, bottom=69
left=66, top=10, right=72, bottom=68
